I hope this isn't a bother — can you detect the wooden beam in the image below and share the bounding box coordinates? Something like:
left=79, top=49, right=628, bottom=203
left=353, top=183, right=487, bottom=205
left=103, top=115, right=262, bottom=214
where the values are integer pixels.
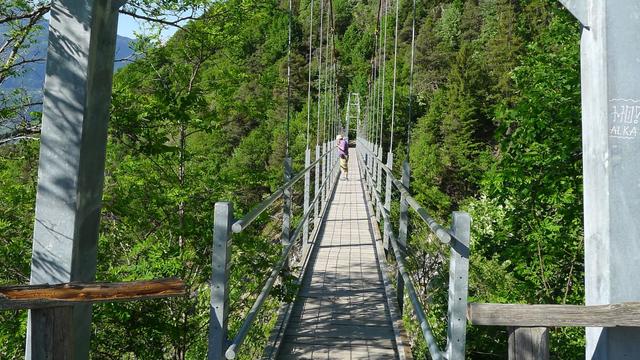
left=1, top=278, right=185, bottom=310
left=468, top=302, right=640, bottom=327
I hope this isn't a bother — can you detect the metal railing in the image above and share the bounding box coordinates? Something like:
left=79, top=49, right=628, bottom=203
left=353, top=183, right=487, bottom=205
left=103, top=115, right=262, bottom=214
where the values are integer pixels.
left=208, top=141, right=341, bottom=360
left=356, top=136, right=471, bottom=360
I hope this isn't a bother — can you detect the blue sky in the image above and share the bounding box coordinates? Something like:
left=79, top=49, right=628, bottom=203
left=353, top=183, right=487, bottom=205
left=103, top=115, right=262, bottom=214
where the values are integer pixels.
left=117, top=14, right=141, bottom=38
left=43, top=11, right=179, bottom=40
left=117, top=13, right=179, bottom=40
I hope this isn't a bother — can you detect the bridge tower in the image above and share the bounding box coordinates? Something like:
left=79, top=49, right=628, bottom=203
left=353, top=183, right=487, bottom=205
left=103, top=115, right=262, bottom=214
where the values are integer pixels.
left=25, top=0, right=124, bottom=357
left=560, top=1, right=640, bottom=358
left=344, top=93, right=360, bottom=141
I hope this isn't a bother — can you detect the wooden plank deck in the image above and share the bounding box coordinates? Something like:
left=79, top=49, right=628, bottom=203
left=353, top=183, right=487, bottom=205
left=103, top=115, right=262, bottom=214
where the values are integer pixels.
left=278, top=153, right=400, bottom=359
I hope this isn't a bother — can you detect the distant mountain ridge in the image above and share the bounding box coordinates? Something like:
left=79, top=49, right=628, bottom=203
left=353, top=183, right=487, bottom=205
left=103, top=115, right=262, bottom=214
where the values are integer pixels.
left=1, top=19, right=135, bottom=95
left=0, top=20, right=135, bottom=136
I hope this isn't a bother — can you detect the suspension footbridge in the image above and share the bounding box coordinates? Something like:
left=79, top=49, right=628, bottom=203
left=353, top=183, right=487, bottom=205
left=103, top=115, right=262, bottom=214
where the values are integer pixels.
left=6, top=0, right=640, bottom=358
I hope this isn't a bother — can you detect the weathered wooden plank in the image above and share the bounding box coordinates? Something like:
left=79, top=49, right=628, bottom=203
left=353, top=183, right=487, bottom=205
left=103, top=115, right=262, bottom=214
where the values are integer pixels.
left=0, top=278, right=185, bottom=310
left=508, top=327, right=549, bottom=360
left=468, top=302, right=640, bottom=327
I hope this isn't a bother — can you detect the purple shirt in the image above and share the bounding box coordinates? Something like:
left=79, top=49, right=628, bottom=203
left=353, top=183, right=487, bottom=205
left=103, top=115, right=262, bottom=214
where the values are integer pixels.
left=338, top=139, right=348, bottom=157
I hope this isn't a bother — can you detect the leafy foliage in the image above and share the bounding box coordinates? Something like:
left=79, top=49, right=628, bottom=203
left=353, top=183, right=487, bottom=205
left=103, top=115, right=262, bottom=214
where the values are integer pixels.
left=0, top=0, right=588, bottom=358
left=339, top=0, right=584, bottom=358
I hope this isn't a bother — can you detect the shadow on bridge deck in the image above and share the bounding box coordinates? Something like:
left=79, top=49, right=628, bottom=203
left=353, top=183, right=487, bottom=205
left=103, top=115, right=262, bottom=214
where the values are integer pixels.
left=277, top=154, right=404, bottom=360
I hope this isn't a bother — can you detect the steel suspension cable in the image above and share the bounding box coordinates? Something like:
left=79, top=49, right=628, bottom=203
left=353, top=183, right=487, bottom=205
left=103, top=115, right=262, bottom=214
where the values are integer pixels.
left=369, top=51, right=375, bottom=142
left=326, top=34, right=331, bottom=142
left=365, top=79, right=372, bottom=139
left=332, top=30, right=337, bottom=143
left=389, top=0, right=400, bottom=154
left=316, top=0, right=325, bottom=146
left=335, top=59, right=339, bottom=134
left=368, top=59, right=373, bottom=141
left=330, top=52, right=335, bottom=140
left=364, top=70, right=370, bottom=139
left=371, top=17, right=381, bottom=146
left=367, top=80, right=373, bottom=140
left=407, top=0, right=416, bottom=159
left=330, top=0, right=337, bottom=140
left=329, top=0, right=338, bottom=139
left=366, top=1, right=377, bottom=143
left=285, top=0, right=293, bottom=156
left=322, top=7, right=330, bottom=144
left=332, top=34, right=337, bottom=138
left=374, top=1, right=384, bottom=148
left=331, top=43, right=335, bottom=142
left=336, top=88, right=340, bottom=135
left=378, top=0, right=388, bottom=151
left=305, top=0, right=315, bottom=149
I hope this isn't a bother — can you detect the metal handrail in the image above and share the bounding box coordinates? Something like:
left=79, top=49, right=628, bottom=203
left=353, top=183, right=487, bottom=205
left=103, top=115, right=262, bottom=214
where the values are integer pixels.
left=222, top=150, right=341, bottom=359
left=232, top=149, right=333, bottom=233
left=357, top=151, right=444, bottom=359
left=357, top=139, right=452, bottom=244
left=226, top=220, right=299, bottom=358
left=213, top=135, right=468, bottom=359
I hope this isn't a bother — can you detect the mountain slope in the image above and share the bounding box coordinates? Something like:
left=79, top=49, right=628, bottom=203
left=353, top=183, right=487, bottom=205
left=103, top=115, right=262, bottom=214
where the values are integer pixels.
left=1, top=19, right=135, bottom=100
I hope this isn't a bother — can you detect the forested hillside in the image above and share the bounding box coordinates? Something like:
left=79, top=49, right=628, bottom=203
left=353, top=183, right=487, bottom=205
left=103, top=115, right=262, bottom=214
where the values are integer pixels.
left=0, top=0, right=584, bottom=358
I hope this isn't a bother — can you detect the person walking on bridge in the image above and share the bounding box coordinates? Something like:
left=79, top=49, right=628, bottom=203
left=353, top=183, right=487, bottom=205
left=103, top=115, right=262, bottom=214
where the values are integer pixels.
left=337, top=134, right=349, bottom=181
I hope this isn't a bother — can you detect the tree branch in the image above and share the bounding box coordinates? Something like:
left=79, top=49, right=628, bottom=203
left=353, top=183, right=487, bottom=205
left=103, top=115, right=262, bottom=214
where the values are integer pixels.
left=0, top=101, right=43, bottom=114
left=0, top=5, right=51, bottom=25
left=0, top=6, right=48, bottom=84
left=0, top=57, right=45, bottom=76
left=0, top=135, right=39, bottom=145
left=118, top=9, right=190, bottom=31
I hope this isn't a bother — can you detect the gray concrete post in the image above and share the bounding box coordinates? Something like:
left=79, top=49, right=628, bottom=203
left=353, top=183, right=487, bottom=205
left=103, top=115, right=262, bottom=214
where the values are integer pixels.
left=368, top=142, right=375, bottom=202
left=303, top=149, right=311, bottom=257
left=371, top=145, right=378, bottom=215
left=334, top=137, right=340, bottom=180
left=314, top=145, right=321, bottom=230
left=328, top=138, right=333, bottom=183
left=332, top=139, right=336, bottom=179
left=26, top=0, right=124, bottom=357
left=376, top=145, right=383, bottom=222
left=363, top=144, right=371, bottom=197
left=327, top=140, right=331, bottom=198
left=383, top=152, right=393, bottom=253
left=322, top=142, right=328, bottom=205
left=345, top=95, right=351, bottom=140
left=208, top=202, right=233, bottom=360
left=282, top=157, right=292, bottom=267
left=334, top=137, right=339, bottom=181
left=397, top=160, right=410, bottom=313
left=329, top=139, right=333, bottom=184
left=356, top=94, right=361, bottom=140
left=558, top=1, right=640, bottom=357
left=446, top=212, right=470, bottom=360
